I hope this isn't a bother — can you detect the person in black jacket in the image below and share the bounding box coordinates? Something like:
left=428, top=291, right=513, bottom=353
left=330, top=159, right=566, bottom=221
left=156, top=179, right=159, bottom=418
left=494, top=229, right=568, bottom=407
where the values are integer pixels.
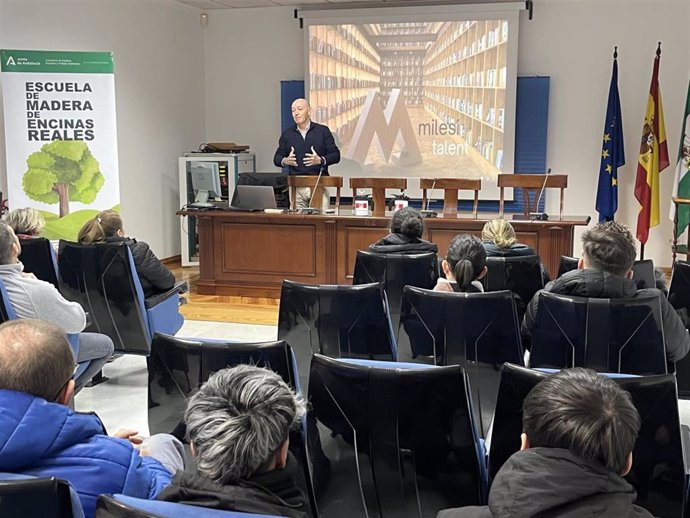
left=437, top=368, right=655, bottom=518
left=157, top=365, right=310, bottom=518
left=78, top=210, right=176, bottom=298
left=369, top=207, right=438, bottom=254
left=522, top=221, right=690, bottom=363
left=481, top=218, right=535, bottom=258
left=274, top=98, right=340, bottom=208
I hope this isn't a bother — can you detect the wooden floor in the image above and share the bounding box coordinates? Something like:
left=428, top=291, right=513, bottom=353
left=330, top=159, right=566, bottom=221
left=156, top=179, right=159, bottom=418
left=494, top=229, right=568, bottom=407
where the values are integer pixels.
left=168, top=260, right=279, bottom=326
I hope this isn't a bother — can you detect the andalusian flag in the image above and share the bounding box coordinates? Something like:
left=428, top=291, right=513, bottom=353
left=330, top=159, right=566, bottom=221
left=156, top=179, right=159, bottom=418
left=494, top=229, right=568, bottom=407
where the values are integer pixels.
left=671, top=79, right=690, bottom=235
left=634, top=44, right=669, bottom=244
left=595, top=49, right=625, bottom=222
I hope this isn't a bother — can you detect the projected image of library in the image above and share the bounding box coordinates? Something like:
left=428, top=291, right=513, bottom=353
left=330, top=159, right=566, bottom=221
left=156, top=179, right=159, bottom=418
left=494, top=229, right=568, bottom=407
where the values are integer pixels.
left=308, top=20, right=510, bottom=179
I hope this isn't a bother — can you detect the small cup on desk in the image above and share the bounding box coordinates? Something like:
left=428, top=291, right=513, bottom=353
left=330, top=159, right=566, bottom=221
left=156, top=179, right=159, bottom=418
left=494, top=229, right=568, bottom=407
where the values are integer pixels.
left=354, top=197, right=369, bottom=216
left=393, top=198, right=408, bottom=211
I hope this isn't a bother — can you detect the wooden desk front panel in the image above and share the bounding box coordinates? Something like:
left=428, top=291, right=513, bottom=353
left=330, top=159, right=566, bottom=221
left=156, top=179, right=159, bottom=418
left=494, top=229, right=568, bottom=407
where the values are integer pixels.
left=185, top=211, right=586, bottom=296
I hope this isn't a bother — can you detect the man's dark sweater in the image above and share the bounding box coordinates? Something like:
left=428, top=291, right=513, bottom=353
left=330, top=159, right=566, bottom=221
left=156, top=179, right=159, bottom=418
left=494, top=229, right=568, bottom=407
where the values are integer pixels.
left=522, top=269, right=690, bottom=363
left=274, top=122, right=340, bottom=175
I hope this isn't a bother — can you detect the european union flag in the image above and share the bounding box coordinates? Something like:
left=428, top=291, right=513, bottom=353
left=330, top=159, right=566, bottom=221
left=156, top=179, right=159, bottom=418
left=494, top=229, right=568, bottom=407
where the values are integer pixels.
left=596, top=49, right=626, bottom=222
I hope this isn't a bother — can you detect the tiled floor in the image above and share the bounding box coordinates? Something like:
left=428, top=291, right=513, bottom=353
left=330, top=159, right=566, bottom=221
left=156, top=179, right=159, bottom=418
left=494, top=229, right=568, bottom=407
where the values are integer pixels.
left=73, top=320, right=276, bottom=436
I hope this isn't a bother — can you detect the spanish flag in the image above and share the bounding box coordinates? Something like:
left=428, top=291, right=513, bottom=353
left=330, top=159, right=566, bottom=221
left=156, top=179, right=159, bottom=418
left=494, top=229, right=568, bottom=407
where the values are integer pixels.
left=635, top=43, right=669, bottom=245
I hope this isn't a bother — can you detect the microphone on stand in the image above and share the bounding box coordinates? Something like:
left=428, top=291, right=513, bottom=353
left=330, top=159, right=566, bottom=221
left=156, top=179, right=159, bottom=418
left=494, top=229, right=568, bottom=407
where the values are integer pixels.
left=421, top=178, right=438, bottom=218
left=299, top=165, right=324, bottom=215
left=530, top=168, right=551, bottom=221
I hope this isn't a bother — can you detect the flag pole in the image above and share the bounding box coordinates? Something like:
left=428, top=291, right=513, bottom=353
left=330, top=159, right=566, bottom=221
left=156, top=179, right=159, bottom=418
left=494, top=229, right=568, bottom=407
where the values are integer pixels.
left=640, top=242, right=645, bottom=260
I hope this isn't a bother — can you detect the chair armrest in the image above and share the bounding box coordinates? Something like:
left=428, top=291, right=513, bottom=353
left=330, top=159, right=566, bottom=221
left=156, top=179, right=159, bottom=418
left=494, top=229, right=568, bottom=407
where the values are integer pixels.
left=144, top=284, right=186, bottom=309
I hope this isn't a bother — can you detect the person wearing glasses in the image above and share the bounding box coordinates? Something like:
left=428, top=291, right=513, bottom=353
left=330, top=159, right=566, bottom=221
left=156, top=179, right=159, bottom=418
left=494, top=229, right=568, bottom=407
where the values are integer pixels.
left=0, top=319, right=184, bottom=518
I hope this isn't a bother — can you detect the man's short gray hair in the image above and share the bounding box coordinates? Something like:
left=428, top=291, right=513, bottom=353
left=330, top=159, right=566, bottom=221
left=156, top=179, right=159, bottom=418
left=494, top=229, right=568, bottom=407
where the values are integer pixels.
left=0, top=319, right=75, bottom=401
left=185, top=364, right=306, bottom=484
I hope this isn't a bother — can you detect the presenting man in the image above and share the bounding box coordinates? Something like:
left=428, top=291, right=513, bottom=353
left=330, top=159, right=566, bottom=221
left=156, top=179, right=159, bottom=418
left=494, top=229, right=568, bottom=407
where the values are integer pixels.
left=274, top=98, right=340, bottom=209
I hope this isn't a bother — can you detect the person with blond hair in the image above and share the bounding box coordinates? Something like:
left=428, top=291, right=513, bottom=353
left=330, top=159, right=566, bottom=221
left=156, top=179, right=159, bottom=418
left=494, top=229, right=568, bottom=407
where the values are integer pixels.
left=481, top=219, right=536, bottom=258
left=78, top=210, right=175, bottom=298
left=5, top=207, right=45, bottom=239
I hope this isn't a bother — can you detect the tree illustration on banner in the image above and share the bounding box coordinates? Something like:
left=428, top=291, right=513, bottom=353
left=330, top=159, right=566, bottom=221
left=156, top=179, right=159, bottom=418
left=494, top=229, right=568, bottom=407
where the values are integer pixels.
left=22, top=141, right=105, bottom=218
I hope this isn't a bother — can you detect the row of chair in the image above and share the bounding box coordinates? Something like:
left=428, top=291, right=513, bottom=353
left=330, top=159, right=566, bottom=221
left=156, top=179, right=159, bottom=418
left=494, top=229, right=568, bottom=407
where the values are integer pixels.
left=16, top=237, right=185, bottom=355
left=145, top=333, right=686, bottom=518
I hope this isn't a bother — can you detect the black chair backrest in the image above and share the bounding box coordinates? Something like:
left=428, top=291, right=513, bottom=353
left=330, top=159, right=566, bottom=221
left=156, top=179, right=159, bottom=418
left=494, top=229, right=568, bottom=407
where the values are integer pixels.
left=489, top=363, right=684, bottom=518
left=557, top=255, right=578, bottom=278
left=0, top=477, right=75, bottom=518
left=148, top=334, right=298, bottom=436
left=397, top=286, right=523, bottom=434
left=18, top=237, right=59, bottom=288
left=58, top=240, right=150, bottom=354
left=308, top=354, right=484, bottom=516
left=530, top=291, right=667, bottom=375
left=147, top=333, right=317, bottom=517
left=558, top=256, right=656, bottom=290
left=277, top=280, right=396, bottom=391
left=483, top=255, right=544, bottom=306
left=667, top=260, right=690, bottom=397
left=352, top=250, right=439, bottom=332
left=96, top=494, right=161, bottom=518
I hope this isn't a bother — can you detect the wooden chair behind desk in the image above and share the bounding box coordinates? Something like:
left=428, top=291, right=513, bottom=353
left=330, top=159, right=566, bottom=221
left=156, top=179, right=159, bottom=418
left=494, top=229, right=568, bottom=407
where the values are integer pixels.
left=420, top=178, right=481, bottom=216
left=498, top=173, right=567, bottom=219
left=350, top=177, right=407, bottom=216
left=288, top=175, right=343, bottom=210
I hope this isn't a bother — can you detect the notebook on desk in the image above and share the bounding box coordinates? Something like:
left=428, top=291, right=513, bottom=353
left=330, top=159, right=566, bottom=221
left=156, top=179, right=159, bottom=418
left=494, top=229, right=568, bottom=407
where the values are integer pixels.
left=228, top=185, right=277, bottom=211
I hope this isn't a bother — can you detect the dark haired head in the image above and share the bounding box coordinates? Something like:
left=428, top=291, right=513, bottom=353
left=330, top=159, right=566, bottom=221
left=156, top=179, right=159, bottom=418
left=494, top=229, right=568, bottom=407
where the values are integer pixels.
left=581, top=221, right=636, bottom=277
left=523, top=368, right=640, bottom=475
left=390, top=207, right=424, bottom=239
left=445, top=234, right=486, bottom=292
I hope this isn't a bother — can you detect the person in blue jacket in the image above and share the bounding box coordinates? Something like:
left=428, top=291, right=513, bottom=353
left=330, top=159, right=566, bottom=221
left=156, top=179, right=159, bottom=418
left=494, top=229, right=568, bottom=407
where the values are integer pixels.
left=0, top=319, right=180, bottom=518
left=274, top=98, right=340, bottom=208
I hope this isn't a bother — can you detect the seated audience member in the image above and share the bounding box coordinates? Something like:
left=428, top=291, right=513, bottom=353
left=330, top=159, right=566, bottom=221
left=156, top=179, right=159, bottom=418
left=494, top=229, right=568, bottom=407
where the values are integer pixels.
left=481, top=219, right=535, bottom=257
left=481, top=218, right=550, bottom=284
left=369, top=207, right=438, bottom=254
left=158, top=364, right=310, bottom=518
left=437, top=368, right=654, bottom=518
left=5, top=207, right=45, bottom=239
left=0, top=319, right=183, bottom=518
left=434, top=234, right=486, bottom=293
left=523, top=221, right=689, bottom=362
left=78, top=210, right=176, bottom=298
left=0, top=221, right=113, bottom=390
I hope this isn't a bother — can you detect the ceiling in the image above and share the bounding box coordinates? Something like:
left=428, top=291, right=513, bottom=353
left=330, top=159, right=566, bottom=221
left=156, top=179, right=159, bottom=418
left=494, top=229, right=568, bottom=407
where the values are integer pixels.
left=173, top=0, right=520, bottom=10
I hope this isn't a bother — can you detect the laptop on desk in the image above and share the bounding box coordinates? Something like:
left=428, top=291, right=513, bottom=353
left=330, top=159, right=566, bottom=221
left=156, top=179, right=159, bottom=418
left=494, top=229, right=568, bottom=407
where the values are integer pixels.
left=228, top=185, right=277, bottom=211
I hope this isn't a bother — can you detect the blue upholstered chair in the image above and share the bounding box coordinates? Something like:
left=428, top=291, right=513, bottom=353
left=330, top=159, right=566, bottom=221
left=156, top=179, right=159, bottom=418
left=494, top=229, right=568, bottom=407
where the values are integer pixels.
left=18, top=237, right=60, bottom=289
left=277, top=279, right=397, bottom=391
left=0, top=472, right=84, bottom=518
left=308, top=354, right=486, bottom=517
left=487, top=363, right=686, bottom=518
left=96, top=494, right=278, bottom=518
left=0, top=278, right=91, bottom=389
left=58, top=241, right=184, bottom=355
left=529, top=291, right=667, bottom=375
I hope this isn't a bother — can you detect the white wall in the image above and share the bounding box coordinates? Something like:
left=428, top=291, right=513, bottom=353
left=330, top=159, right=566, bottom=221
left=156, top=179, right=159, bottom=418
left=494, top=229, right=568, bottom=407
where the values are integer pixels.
left=203, top=0, right=690, bottom=267
left=0, top=0, right=206, bottom=258
left=203, top=6, right=303, bottom=172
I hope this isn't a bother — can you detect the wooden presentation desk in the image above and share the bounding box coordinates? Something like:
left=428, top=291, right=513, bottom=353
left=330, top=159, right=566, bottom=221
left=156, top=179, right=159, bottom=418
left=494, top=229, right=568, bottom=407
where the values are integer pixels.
left=178, top=209, right=590, bottom=298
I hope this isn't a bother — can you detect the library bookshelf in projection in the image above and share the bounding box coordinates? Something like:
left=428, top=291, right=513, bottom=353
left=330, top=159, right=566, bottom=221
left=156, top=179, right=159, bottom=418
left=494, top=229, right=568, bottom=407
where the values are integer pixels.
left=307, top=20, right=515, bottom=184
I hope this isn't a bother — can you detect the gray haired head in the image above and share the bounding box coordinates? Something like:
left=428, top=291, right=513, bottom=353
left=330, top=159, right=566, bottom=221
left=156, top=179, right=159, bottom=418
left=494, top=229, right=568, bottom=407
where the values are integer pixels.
left=185, top=364, right=306, bottom=484
left=0, top=221, right=18, bottom=265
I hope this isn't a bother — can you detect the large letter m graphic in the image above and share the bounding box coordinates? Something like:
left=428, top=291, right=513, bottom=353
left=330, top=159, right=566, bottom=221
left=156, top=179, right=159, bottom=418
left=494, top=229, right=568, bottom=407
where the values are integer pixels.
left=345, top=89, right=422, bottom=166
